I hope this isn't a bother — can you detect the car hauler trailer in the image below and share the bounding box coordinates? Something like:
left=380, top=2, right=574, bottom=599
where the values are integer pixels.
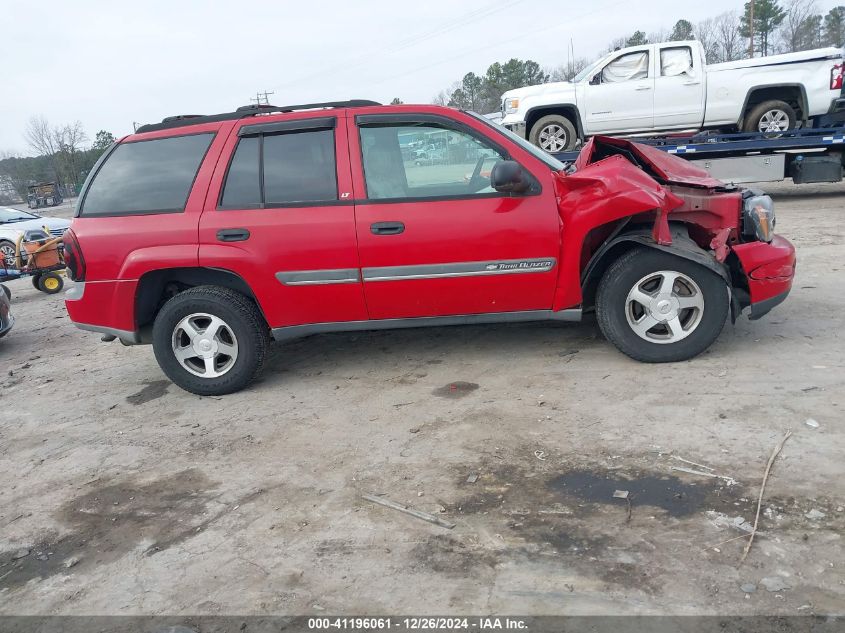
left=552, top=125, right=845, bottom=185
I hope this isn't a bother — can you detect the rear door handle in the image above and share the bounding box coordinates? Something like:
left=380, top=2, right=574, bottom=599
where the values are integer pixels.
left=371, top=221, right=405, bottom=235
left=217, top=228, right=250, bottom=242
left=683, top=81, right=701, bottom=86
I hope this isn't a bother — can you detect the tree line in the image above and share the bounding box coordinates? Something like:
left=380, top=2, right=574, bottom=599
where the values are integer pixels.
left=3, top=0, right=845, bottom=201
left=0, top=118, right=115, bottom=204
left=432, top=0, right=845, bottom=115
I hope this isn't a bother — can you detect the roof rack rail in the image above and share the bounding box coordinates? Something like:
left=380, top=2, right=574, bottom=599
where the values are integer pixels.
left=135, top=100, right=381, bottom=133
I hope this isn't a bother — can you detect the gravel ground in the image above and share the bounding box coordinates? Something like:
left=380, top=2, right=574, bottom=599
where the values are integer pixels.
left=0, top=183, right=842, bottom=616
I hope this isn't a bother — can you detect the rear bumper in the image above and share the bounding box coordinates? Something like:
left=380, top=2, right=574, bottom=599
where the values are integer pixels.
left=732, top=234, right=796, bottom=318
left=64, top=279, right=139, bottom=334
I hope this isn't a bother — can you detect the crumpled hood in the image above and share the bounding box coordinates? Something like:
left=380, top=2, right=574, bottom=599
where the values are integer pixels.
left=575, top=136, right=724, bottom=188
left=503, top=80, right=577, bottom=103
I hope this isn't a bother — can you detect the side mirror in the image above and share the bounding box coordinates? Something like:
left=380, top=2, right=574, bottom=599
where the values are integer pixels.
left=491, top=161, right=531, bottom=194
left=589, top=74, right=601, bottom=86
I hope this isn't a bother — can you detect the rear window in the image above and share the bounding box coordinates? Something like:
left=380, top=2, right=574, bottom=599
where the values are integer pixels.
left=80, top=133, right=214, bottom=216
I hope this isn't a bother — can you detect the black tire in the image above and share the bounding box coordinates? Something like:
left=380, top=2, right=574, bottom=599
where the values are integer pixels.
left=595, top=247, right=728, bottom=363
left=152, top=285, right=270, bottom=396
left=37, top=272, right=64, bottom=294
left=31, top=274, right=43, bottom=290
left=742, top=100, right=797, bottom=134
left=529, top=114, right=578, bottom=152
left=1, top=284, right=10, bottom=301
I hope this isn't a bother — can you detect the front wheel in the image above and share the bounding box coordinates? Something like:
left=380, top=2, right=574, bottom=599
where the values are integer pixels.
left=0, top=240, right=16, bottom=268
left=596, top=248, right=728, bottom=363
left=529, top=115, right=578, bottom=152
left=152, top=286, right=270, bottom=395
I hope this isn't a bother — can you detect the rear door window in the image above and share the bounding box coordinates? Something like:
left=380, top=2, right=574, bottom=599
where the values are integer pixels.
left=219, top=127, right=338, bottom=209
left=80, top=133, right=213, bottom=216
left=660, top=47, right=693, bottom=76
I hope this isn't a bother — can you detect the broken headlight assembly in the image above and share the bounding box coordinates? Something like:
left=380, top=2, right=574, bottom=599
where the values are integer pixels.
left=742, top=193, right=775, bottom=242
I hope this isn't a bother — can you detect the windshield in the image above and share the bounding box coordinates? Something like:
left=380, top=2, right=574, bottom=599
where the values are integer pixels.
left=0, top=207, right=37, bottom=223
left=572, top=56, right=605, bottom=83
left=467, top=112, right=566, bottom=171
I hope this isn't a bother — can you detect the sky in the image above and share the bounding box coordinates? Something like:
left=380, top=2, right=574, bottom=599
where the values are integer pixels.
left=2, top=0, right=843, bottom=153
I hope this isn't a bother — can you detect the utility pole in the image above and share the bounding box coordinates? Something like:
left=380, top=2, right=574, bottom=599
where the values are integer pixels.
left=250, top=90, right=275, bottom=106
left=748, top=0, right=755, bottom=58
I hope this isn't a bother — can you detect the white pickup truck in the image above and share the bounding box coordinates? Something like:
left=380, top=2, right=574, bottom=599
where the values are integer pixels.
left=500, top=40, right=844, bottom=152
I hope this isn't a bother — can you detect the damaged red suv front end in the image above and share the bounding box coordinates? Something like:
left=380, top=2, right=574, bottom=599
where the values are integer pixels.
left=571, top=136, right=796, bottom=320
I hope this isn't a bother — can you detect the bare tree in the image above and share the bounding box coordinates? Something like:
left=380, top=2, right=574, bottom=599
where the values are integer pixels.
left=431, top=90, right=450, bottom=106
left=54, top=122, right=88, bottom=188
left=549, top=57, right=589, bottom=82
left=648, top=28, right=670, bottom=44
left=604, top=36, right=627, bottom=53
left=716, top=11, right=744, bottom=61
left=24, top=116, right=62, bottom=184
left=778, top=0, right=818, bottom=52
left=24, top=116, right=59, bottom=158
left=696, top=17, right=722, bottom=63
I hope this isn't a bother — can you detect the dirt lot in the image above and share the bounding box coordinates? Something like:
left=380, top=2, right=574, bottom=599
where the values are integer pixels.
left=0, top=183, right=843, bottom=616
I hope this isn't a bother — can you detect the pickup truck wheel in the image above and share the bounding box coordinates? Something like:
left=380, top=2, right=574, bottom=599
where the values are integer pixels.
left=596, top=248, right=728, bottom=363
left=152, top=286, right=270, bottom=396
left=743, top=100, right=797, bottom=134
left=529, top=115, right=578, bottom=152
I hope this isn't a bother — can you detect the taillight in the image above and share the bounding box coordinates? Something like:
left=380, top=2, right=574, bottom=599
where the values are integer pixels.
left=63, top=229, right=86, bottom=282
left=831, top=63, right=843, bottom=90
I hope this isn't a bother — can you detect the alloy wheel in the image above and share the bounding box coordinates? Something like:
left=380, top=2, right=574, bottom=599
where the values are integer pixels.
left=757, top=109, right=790, bottom=133
left=171, top=312, right=239, bottom=378
left=538, top=124, right=569, bottom=152
left=625, top=270, right=705, bottom=344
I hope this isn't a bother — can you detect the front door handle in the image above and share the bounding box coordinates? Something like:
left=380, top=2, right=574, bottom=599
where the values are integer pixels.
left=635, top=85, right=652, bottom=91
left=371, top=221, right=405, bottom=236
left=217, top=228, right=250, bottom=242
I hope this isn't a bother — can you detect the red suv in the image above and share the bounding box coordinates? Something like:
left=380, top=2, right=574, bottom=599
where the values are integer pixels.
left=64, top=100, right=795, bottom=395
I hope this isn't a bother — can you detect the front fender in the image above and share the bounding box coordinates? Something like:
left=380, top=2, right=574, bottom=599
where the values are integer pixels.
left=582, top=225, right=731, bottom=288
left=553, top=156, right=686, bottom=309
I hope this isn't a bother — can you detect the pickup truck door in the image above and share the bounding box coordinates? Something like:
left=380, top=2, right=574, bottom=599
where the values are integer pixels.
left=198, top=114, right=368, bottom=329
left=349, top=111, right=560, bottom=320
left=582, top=48, right=654, bottom=133
left=653, top=44, right=705, bottom=129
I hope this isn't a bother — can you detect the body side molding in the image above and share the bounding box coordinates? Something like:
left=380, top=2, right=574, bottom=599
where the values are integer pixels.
left=271, top=308, right=581, bottom=342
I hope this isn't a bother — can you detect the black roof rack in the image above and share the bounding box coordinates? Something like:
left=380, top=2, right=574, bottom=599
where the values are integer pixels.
left=135, top=100, right=381, bottom=134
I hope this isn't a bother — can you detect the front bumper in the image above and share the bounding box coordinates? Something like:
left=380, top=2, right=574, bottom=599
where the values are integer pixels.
left=503, top=121, right=527, bottom=139
left=732, top=234, right=796, bottom=319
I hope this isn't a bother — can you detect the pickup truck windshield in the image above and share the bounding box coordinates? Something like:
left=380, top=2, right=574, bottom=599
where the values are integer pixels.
left=466, top=112, right=566, bottom=171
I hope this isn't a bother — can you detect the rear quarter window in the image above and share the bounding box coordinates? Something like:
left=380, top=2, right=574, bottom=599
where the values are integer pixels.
left=80, top=133, right=214, bottom=216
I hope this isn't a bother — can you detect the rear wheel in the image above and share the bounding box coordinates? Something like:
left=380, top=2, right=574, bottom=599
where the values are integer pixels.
left=529, top=115, right=578, bottom=152
left=743, top=100, right=797, bottom=134
left=596, top=248, right=728, bottom=363
left=152, top=286, right=270, bottom=395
